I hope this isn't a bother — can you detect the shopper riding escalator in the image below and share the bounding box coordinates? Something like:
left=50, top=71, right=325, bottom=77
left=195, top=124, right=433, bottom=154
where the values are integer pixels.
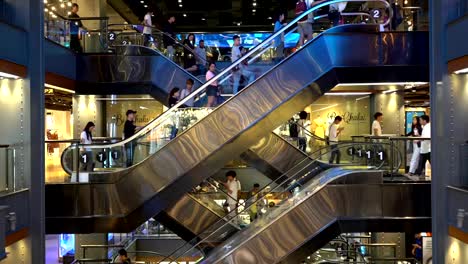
left=46, top=0, right=429, bottom=234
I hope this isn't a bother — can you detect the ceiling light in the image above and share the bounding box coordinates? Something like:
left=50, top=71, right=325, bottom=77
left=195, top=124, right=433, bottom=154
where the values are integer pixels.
left=44, top=8, right=48, bottom=12
left=252, top=9, right=256, bottom=12
left=454, top=67, right=468, bottom=74
left=45, top=83, right=75, bottom=94
left=60, top=3, right=65, bottom=8
left=144, top=4, right=148, bottom=8
left=183, top=13, right=187, bottom=17
left=336, top=82, right=428, bottom=86
left=267, top=17, right=272, bottom=20
left=253, top=2, right=257, bottom=6
left=324, top=92, right=373, bottom=96
left=0, top=72, right=20, bottom=79
left=237, top=22, right=241, bottom=26
left=43, top=0, right=47, bottom=3
left=140, top=0, right=144, bottom=3
left=179, top=4, right=183, bottom=7
left=51, top=6, right=56, bottom=10
left=178, top=0, right=182, bottom=2
left=67, top=2, right=72, bottom=7
left=201, top=18, right=206, bottom=21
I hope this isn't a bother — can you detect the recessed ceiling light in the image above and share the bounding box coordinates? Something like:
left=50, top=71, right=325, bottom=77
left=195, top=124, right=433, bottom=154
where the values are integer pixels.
left=179, top=4, right=183, bottom=7
left=140, top=0, right=144, bottom=3
left=267, top=16, right=272, bottom=19
left=454, top=67, right=468, bottom=74
left=237, top=22, right=241, bottom=26
left=253, top=2, right=257, bottom=6
left=252, top=9, right=256, bottom=12
left=201, top=18, right=206, bottom=21
left=183, top=14, right=187, bottom=17
left=144, top=4, right=148, bottom=8
left=178, top=0, right=182, bottom=2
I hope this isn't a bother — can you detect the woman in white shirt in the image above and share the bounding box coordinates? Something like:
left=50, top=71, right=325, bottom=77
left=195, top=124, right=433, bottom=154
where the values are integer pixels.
left=80, top=122, right=95, bottom=172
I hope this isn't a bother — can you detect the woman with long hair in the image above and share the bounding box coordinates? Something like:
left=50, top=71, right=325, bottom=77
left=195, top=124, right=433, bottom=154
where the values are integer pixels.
left=407, top=116, right=423, bottom=175
left=183, top=33, right=198, bottom=72
left=205, top=62, right=219, bottom=107
left=80, top=121, right=95, bottom=171
left=168, top=87, right=180, bottom=107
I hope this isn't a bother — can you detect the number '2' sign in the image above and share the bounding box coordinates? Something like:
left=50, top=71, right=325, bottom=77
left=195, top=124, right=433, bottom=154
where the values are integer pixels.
left=108, top=32, right=116, bottom=42
left=371, top=9, right=381, bottom=19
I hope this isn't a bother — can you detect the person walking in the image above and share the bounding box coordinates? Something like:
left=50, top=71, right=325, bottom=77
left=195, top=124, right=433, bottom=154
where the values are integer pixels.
left=80, top=122, right=95, bottom=171
left=297, top=111, right=310, bottom=152
left=329, top=1, right=348, bottom=26
left=183, top=34, right=198, bottom=72
left=231, top=35, right=255, bottom=94
left=123, top=110, right=142, bottom=167
left=295, top=0, right=313, bottom=47
left=69, top=3, right=84, bottom=53
left=205, top=62, right=219, bottom=107
left=163, top=16, right=176, bottom=60
left=372, top=112, right=383, bottom=136
left=195, top=40, right=208, bottom=75
left=407, top=116, right=422, bottom=175
left=246, top=183, right=261, bottom=222
left=179, top=79, right=195, bottom=107
left=328, top=116, right=344, bottom=164
left=118, top=249, right=131, bottom=264
left=415, top=115, right=431, bottom=177
left=273, top=12, right=286, bottom=62
left=222, top=170, right=241, bottom=225
left=142, top=11, right=154, bottom=47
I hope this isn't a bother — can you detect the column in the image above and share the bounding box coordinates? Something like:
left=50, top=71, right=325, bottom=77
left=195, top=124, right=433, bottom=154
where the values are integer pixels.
left=28, top=0, right=45, bottom=262
left=370, top=92, right=405, bottom=135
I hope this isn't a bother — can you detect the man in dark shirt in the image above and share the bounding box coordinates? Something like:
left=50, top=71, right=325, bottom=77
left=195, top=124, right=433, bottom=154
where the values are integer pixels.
left=124, top=110, right=142, bottom=167
left=69, top=3, right=84, bottom=53
left=163, top=16, right=176, bottom=60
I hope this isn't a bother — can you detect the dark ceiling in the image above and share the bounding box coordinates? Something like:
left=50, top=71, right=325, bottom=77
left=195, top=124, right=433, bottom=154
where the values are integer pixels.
left=121, top=0, right=293, bottom=32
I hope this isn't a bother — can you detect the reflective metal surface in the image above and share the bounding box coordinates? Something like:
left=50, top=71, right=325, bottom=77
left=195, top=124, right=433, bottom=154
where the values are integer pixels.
left=75, top=45, right=200, bottom=103
left=159, top=132, right=314, bottom=241
left=45, top=27, right=429, bottom=234
left=201, top=169, right=431, bottom=264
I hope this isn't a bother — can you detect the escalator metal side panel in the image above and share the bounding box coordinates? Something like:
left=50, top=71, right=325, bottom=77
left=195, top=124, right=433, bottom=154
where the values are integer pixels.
left=45, top=29, right=429, bottom=234
left=161, top=132, right=317, bottom=241
left=240, top=132, right=315, bottom=182
left=75, top=52, right=200, bottom=104
left=203, top=181, right=430, bottom=264
left=156, top=194, right=231, bottom=238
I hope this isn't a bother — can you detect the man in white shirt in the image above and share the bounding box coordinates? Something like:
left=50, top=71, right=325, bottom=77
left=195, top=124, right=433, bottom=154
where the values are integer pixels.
left=222, top=170, right=241, bottom=225
left=372, top=112, right=383, bottom=136
left=143, top=11, right=154, bottom=47
left=415, top=115, right=431, bottom=176
left=231, top=35, right=255, bottom=94
left=328, top=116, right=344, bottom=164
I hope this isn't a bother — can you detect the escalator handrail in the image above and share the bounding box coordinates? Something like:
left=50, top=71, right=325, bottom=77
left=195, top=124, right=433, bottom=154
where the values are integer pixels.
left=107, top=23, right=210, bottom=65
left=160, top=142, right=401, bottom=262
left=66, top=0, right=393, bottom=151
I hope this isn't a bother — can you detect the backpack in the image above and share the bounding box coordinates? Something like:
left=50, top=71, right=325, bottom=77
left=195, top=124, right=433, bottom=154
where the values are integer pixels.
left=289, top=122, right=299, bottom=138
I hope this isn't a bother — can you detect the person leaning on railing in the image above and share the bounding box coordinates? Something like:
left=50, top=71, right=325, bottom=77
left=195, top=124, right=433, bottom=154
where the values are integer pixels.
left=69, top=3, right=84, bottom=53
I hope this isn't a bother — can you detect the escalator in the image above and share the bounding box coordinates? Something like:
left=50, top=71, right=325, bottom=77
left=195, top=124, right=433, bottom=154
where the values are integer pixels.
left=75, top=45, right=202, bottom=104
left=45, top=8, right=429, bottom=233
left=197, top=167, right=431, bottom=264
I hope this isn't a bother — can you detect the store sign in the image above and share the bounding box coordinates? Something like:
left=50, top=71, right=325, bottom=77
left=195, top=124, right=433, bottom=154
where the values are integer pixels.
left=327, top=111, right=367, bottom=124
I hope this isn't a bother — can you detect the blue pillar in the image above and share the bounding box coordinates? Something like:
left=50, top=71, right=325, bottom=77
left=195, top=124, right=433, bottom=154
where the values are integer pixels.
left=28, top=0, right=45, bottom=262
